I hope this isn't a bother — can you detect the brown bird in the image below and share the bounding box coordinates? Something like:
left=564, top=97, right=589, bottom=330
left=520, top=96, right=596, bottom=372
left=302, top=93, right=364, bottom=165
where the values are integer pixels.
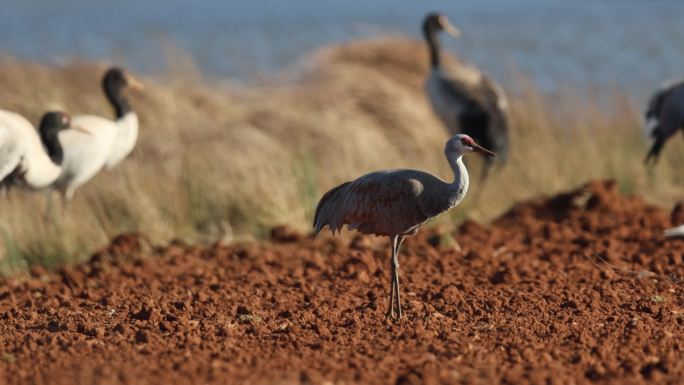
left=313, top=134, right=494, bottom=318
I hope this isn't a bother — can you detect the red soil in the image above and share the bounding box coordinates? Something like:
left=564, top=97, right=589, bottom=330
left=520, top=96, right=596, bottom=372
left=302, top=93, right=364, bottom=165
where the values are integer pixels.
left=1, top=180, right=684, bottom=385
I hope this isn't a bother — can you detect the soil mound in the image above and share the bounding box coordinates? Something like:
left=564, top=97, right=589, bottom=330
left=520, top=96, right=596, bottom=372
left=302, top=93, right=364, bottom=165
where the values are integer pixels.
left=1, top=181, right=684, bottom=385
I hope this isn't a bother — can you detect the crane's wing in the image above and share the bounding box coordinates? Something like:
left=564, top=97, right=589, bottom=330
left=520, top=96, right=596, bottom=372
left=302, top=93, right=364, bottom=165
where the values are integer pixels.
left=645, top=86, right=671, bottom=138
left=314, top=170, right=445, bottom=237
left=56, top=115, right=117, bottom=186
left=430, top=66, right=509, bottom=160
left=645, top=81, right=684, bottom=137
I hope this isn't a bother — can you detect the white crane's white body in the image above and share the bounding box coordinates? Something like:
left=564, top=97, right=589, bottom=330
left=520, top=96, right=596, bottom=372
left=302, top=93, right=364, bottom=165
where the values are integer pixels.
left=105, top=112, right=138, bottom=168
left=0, top=110, right=62, bottom=189
left=664, top=225, right=684, bottom=238
left=53, top=114, right=118, bottom=200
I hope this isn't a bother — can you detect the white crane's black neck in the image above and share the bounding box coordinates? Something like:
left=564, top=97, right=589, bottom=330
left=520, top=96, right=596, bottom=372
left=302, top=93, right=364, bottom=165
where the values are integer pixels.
left=104, top=82, right=132, bottom=119
left=39, top=125, right=64, bottom=166
left=423, top=26, right=442, bottom=69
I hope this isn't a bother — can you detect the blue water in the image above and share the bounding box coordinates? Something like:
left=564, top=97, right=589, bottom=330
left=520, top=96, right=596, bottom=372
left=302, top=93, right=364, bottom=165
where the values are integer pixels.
left=1, top=0, right=683, bottom=95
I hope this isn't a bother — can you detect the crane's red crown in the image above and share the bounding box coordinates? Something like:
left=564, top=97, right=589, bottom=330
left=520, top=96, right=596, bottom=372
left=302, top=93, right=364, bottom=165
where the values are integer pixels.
left=460, top=135, right=475, bottom=147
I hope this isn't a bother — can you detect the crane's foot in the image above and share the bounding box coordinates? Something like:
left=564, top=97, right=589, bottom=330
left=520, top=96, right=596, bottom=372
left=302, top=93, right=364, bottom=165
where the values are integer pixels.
left=384, top=305, right=402, bottom=320
left=384, top=294, right=402, bottom=320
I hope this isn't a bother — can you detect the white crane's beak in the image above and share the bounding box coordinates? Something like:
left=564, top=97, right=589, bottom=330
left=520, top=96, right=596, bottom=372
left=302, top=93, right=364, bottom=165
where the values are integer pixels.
left=71, top=125, right=92, bottom=135
left=473, top=144, right=495, bottom=158
left=444, top=23, right=461, bottom=38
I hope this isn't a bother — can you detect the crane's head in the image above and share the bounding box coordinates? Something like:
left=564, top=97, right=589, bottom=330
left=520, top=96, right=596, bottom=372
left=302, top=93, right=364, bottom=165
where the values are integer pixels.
left=423, top=12, right=461, bottom=38
left=103, top=67, right=145, bottom=93
left=446, top=134, right=495, bottom=158
left=38, top=111, right=71, bottom=135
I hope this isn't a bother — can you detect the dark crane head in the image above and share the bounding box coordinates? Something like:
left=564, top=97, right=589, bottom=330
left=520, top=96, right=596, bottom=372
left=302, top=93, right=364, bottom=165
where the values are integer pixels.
left=423, top=12, right=461, bottom=39
left=102, top=67, right=144, bottom=119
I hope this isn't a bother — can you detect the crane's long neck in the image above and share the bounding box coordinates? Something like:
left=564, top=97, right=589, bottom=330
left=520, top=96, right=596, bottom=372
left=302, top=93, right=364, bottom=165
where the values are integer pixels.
left=104, top=84, right=132, bottom=119
left=423, top=27, right=442, bottom=68
left=40, top=129, right=63, bottom=166
left=446, top=151, right=469, bottom=201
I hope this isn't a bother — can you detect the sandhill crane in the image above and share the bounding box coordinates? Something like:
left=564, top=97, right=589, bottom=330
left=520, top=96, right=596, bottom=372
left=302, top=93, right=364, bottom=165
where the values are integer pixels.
left=313, top=134, right=494, bottom=319
left=0, top=110, right=86, bottom=192
left=423, top=12, right=509, bottom=182
left=51, top=67, right=143, bottom=201
left=644, top=80, right=684, bottom=165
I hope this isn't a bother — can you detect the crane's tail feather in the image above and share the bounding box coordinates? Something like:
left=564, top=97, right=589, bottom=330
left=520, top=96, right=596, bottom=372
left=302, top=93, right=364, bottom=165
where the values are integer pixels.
left=313, top=181, right=352, bottom=237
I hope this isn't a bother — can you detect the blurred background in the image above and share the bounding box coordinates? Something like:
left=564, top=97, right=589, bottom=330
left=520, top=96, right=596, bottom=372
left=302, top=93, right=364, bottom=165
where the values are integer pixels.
left=1, top=0, right=683, bottom=273
left=3, top=0, right=684, bottom=94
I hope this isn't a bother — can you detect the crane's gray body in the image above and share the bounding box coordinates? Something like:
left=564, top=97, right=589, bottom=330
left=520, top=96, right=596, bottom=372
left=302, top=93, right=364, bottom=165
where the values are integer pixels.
left=645, top=80, right=684, bottom=163
left=314, top=158, right=468, bottom=238
left=426, top=66, right=509, bottom=163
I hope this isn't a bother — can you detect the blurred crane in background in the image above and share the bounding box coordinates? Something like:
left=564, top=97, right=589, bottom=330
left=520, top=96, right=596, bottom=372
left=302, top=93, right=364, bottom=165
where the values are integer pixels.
left=0, top=111, right=84, bottom=194
left=423, top=12, right=509, bottom=184
left=51, top=67, right=143, bottom=202
left=644, top=80, right=684, bottom=165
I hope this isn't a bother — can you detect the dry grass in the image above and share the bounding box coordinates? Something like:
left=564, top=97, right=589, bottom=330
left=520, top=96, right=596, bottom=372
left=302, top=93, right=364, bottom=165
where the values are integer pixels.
left=0, top=38, right=682, bottom=274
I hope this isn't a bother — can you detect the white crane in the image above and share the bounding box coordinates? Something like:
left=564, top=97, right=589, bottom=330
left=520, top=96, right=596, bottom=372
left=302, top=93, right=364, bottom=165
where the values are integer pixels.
left=313, top=134, right=494, bottom=318
left=51, top=67, right=143, bottom=201
left=0, top=110, right=85, bottom=192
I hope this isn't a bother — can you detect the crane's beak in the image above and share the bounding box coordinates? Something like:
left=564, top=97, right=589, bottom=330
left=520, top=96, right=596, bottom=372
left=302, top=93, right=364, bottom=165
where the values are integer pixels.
left=71, top=125, right=92, bottom=135
left=444, top=23, right=461, bottom=38
left=126, top=74, right=145, bottom=91
left=473, top=144, right=495, bottom=158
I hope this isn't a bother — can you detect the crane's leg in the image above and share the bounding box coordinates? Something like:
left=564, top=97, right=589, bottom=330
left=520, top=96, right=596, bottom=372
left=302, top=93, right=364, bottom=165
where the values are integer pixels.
left=385, top=235, right=398, bottom=319
left=385, top=249, right=397, bottom=318
left=393, top=235, right=405, bottom=318
left=43, top=190, right=54, bottom=222
left=385, top=235, right=406, bottom=319
left=62, top=187, right=74, bottom=208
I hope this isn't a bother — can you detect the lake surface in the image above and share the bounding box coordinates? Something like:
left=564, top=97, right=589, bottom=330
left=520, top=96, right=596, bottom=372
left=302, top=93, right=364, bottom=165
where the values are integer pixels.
left=1, top=0, right=683, bottom=95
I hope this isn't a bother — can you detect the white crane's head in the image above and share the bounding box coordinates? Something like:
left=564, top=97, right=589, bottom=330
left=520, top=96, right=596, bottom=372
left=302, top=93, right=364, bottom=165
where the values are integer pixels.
left=38, top=111, right=71, bottom=135
left=445, top=134, right=495, bottom=158
left=423, top=12, right=461, bottom=38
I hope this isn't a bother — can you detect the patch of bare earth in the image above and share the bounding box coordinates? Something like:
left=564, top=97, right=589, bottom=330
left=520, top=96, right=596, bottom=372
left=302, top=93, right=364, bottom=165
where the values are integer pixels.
left=1, top=180, right=684, bottom=384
